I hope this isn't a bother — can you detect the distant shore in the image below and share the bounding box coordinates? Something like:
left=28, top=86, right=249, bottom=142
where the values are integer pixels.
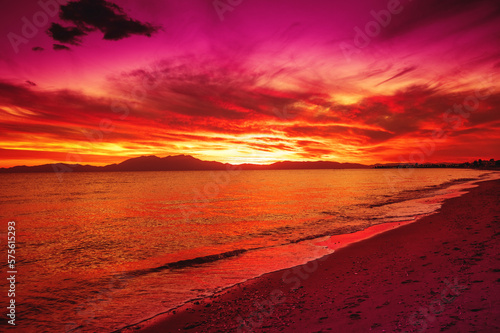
left=121, top=178, right=500, bottom=332
left=2, top=154, right=498, bottom=174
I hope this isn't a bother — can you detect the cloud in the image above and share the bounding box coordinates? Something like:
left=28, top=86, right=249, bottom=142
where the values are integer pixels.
left=376, top=66, right=417, bottom=86
left=32, top=47, right=44, bottom=51
left=53, top=44, right=71, bottom=51
left=48, top=23, right=87, bottom=45
left=379, top=0, right=500, bottom=41
left=0, top=81, right=116, bottom=130
left=108, top=58, right=333, bottom=124
left=109, top=60, right=500, bottom=145
left=47, top=0, right=160, bottom=45
left=0, top=50, right=499, bottom=166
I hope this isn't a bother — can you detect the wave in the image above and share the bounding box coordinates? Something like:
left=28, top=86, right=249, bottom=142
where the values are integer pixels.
left=124, top=248, right=249, bottom=278
left=367, top=177, right=478, bottom=208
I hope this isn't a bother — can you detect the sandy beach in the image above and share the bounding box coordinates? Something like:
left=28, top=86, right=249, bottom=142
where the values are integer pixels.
left=122, top=178, right=500, bottom=332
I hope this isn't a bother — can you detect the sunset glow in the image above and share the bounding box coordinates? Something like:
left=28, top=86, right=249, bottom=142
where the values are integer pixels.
left=1, top=0, right=499, bottom=167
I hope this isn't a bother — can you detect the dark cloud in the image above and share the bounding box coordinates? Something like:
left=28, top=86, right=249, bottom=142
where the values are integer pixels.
left=32, top=47, right=44, bottom=51
left=376, top=66, right=417, bottom=86
left=380, top=0, right=500, bottom=41
left=109, top=59, right=328, bottom=122
left=246, top=142, right=296, bottom=152
left=0, top=81, right=117, bottom=131
left=53, top=44, right=71, bottom=51
left=26, top=80, right=37, bottom=86
left=47, top=0, right=160, bottom=45
left=48, top=23, right=87, bottom=45
left=0, top=122, right=79, bottom=139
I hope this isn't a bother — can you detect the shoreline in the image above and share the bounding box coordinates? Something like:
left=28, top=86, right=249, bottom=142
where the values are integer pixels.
left=120, top=178, right=500, bottom=332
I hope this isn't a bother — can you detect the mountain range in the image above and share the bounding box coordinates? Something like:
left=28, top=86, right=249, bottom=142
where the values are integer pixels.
left=0, top=155, right=369, bottom=173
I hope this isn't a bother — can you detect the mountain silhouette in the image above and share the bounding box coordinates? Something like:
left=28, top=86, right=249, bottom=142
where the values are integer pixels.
left=0, top=155, right=369, bottom=173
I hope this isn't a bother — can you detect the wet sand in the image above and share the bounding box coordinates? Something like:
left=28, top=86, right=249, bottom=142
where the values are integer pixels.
left=121, top=178, right=500, bottom=332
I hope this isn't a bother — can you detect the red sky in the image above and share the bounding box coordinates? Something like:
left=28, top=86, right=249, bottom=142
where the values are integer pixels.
left=1, top=0, right=499, bottom=167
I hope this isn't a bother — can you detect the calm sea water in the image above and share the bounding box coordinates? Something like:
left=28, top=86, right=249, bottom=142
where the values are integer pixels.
left=0, top=169, right=498, bottom=332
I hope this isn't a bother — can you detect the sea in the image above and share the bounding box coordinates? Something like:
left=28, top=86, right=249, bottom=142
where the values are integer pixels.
left=0, top=168, right=498, bottom=332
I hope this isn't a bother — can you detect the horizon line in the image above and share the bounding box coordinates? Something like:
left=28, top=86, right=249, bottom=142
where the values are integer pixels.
left=1, top=154, right=498, bottom=170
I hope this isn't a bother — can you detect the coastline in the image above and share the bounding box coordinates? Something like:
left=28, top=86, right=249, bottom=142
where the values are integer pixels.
left=120, top=178, right=500, bottom=332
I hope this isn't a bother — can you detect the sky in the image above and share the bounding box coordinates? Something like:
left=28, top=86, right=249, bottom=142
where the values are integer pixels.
left=1, top=0, right=499, bottom=167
